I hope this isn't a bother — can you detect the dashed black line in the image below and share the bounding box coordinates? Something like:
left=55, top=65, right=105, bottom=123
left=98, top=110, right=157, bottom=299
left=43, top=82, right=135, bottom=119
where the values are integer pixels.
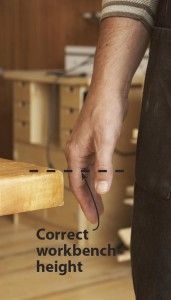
left=29, top=168, right=125, bottom=173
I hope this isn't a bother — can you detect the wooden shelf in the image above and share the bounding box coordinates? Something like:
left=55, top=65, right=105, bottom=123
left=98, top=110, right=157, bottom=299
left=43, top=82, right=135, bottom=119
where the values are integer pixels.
left=3, top=70, right=144, bottom=86
left=3, top=70, right=91, bottom=86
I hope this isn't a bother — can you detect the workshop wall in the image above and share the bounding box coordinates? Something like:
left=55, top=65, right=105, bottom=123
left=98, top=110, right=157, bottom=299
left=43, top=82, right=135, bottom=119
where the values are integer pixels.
left=0, top=0, right=101, bottom=158
left=0, top=0, right=101, bottom=69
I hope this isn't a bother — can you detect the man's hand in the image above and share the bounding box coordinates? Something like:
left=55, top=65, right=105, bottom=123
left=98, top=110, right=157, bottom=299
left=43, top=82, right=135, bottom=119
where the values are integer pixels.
left=65, top=89, right=127, bottom=223
left=65, top=17, right=149, bottom=224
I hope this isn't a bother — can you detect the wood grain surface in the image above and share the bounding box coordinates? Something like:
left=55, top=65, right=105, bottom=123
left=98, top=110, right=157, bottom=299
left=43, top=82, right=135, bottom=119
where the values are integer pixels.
left=0, top=159, right=63, bottom=216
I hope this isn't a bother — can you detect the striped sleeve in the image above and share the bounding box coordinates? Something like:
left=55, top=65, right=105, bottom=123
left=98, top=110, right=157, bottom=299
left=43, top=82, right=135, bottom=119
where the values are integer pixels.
left=101, top=0, right=159, bottom=29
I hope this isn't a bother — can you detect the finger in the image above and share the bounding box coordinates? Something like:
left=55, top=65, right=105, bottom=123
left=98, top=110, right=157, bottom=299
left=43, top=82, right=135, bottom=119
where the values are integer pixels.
left=94, top=136, right=115, bottom=195
left=84, top=163, right=104, bottom=222
left=65, top=145, right=104, bottom=224
left=69, top=159, right=104, bottom=224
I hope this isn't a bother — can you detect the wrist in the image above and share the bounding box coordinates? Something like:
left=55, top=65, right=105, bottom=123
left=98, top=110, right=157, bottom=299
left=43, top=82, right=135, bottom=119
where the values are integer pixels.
left=90, top=68, right=132, bottom=98
left=89, top=79, right=130, bottom=102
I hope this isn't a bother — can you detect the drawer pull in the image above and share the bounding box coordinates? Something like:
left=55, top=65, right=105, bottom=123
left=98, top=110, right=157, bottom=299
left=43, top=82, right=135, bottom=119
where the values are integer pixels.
left=18, top=121, right=27, bottom=127
left=69, top=108, right=74, bottom=114
left=18, top=100, right=27, bottom=107
left=20, top=81, right=26, bottom=87
left=14, top=121, right=30, bottom=143
left=22, top=121, right=27, bottom=127
left=69, top=86, right=74, bottom=92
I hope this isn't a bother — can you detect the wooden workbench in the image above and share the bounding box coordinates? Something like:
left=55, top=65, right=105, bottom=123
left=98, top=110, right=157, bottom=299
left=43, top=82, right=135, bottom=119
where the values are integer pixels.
left=0, top=158, right=63, bottom=216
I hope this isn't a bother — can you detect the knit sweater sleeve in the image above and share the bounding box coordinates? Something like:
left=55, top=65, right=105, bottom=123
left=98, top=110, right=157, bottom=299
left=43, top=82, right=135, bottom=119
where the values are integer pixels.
left=101, top=0, right=159, bottom=30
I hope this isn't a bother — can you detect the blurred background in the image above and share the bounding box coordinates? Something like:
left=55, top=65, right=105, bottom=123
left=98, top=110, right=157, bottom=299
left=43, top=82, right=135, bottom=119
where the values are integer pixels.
left=0, top=0, right=148, bottom=299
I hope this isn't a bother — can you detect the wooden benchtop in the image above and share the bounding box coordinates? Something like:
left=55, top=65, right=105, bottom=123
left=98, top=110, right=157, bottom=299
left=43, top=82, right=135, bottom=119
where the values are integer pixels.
left=3, top=70, right=91, bottom=86
left=3, top=70, right=144, bottom=86
left=0, top=159, right=64, bottom=216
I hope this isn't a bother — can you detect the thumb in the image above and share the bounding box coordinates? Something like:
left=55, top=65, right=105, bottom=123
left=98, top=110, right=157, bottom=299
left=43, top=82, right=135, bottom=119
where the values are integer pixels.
left=94, top=144, right=114, bottom=195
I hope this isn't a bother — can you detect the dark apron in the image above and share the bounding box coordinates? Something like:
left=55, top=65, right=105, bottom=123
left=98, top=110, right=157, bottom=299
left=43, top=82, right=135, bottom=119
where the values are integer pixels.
left=131, top=1, right=171, bottom=299
left=135, top=0, right=171, bottom=201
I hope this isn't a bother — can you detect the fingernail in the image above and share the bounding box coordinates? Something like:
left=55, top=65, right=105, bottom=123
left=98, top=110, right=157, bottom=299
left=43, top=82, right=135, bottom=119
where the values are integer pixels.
left=95, top=181, right=109, bottom=194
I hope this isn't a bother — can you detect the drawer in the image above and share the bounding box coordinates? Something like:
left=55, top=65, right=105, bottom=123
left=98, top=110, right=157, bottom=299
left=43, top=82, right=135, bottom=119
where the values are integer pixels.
left=60, top=85, right=87, bottom=109
left=60, top=129, right=72, bottom=149
left=14, top=99, right=30, bottom=121
left=14, top=121, right=30, bottom=143
left=60, top=108, right=79, bottom=129
left=14, top=82, right=30, bottom=102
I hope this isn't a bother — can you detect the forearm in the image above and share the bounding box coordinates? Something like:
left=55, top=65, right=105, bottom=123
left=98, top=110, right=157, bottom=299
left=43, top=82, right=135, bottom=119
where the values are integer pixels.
left=90, top=17, right=150, bottom=98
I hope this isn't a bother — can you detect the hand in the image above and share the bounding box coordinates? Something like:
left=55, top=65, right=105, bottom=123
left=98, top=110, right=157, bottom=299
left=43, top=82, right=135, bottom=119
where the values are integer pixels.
left=65, top=88, right=128, bottom=224
left=65, top=17, right=149, bottom=224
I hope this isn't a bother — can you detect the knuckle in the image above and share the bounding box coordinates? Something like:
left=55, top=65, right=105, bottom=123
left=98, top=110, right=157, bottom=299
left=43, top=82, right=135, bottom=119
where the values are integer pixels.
left=96, top=163, right=113, bottom=178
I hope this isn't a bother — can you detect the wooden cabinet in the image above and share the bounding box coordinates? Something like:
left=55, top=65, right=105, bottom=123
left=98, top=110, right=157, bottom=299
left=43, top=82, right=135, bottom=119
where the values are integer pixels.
left=59, top=85, right=88, bottom=148
left=14, top=82, right=30, bottom=102
left=14, top=98, right=30, bottom=122
left=60, top=107, right=79, bottom=129
left=14, top=121, right=30, bottom=143
left=13, top=81, right=59, bottom=146
left=60, top=85, right=87, bottom=109
left=13, top=82, right=31, bottom=143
